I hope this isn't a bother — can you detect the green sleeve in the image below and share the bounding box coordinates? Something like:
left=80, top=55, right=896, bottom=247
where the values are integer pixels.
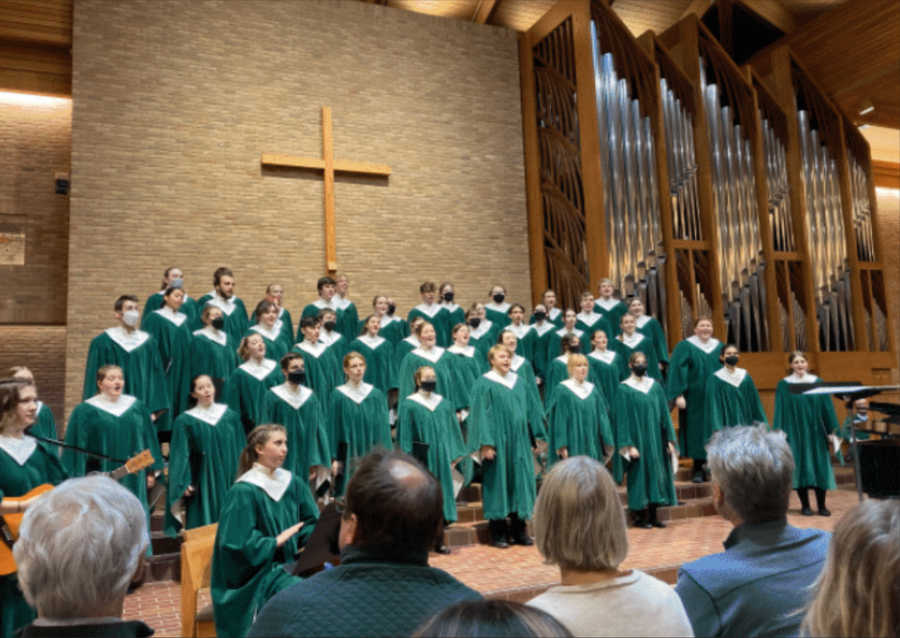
left=467, top=381, right=495, bottom=451
left=165, top=415, right=192, bottom=537
left=745, top=377, right=769, bottom=427
left=656, top=384, right=677, bottom=446
left=396, top=400, right=415, bottom=455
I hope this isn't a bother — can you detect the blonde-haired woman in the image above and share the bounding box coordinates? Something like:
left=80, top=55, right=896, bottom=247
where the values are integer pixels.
left=802, top=498, right=899, bottom=638
left=211, top=425, right=319, bottom=638
left=527, top=457, right=692, bottom=637
left=8, top=367, right=57, bottom=445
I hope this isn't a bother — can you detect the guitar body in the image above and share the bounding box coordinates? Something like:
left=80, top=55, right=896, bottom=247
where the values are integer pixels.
left=0, top=484, right=54, bottom=576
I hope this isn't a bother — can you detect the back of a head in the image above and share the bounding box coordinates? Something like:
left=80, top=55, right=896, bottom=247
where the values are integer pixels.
left=412, top=600, right=572, bottom=638
left=344, top=449, right=442, bottom=556
left=803, top=499, right=900, bottom=638
left=13, top=475, right=149, bottom=619
left=707, top=426, right=794, bottom=524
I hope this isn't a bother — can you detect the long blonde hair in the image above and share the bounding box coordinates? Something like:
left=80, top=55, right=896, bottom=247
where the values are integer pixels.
left=237, top=425, right=287, bottom=477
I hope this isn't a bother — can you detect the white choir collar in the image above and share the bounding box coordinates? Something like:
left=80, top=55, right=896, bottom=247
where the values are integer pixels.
left=86, top=393, right=137, bottom=417
left=206, top=292, right=239, bottom=316
left=440, top=301, right=460, bottom=313
left=590, top=349, right=617, bottom=365
left=105, top=326, right=150, bottom=353
left=186, top=402, right=228, bottom=426
left=555, top=353, right=571, bottom=365
left=272, top=383, right=313, bottom=410
left=556, top=327, right=584, bottom=338
left=403, top=336, right=421, bottom=348
left=194, top=326, right=228, bottom=346
left=533, top=322, right=555, bottom=337
left=0, top=434, right=37, bottom=466
left=313, top=298, right=339, bottom=311
left=414, top=303, right=443, bottom=318
left=239, top=358, right=277, bottom=381
left=251, top=322, right=282, bottom=341
left=297, top=340, right=328, bottom=358
left=337, top=381, right=374, bottom=404
left=411, top=346, right=445, bottom=364
left=379, top=315, right=398, bottom=328
left=334, top=295, right=353, bottom=311
left=238, top=464, right=292, bottom=502
left=577, top=311, right=602, bottom=325
left=470, top=320, right=493, bottom=339
left=485, top=301, right=511, bottom=314
left=622, top=376, right=655, bottom=394
left=784, top=372, right=819, bottom=384
left=509, top=323, right=532, bottom=338
left=485, top=369, right=518, bottom=390
left=448, top=344, right=476, bottom=358
left=635, top=314, right=651, bottom=329
left=618, top=332, right=646, bottom=348
left=320, top=331, right=343, bottom=347
left=561, top=378, right=595, bottom=400
left=154, top=306, right=187, bottom=327
left=547, top=307, right=562, bottom=320
left=596, top=298, right=623, bottom=312
left=408, top=391, right=443, bottom=412
left=510, top=354, right=527, bottom=372
left=687, top=335, right=720, bottom=354
left=715, top=367, right=747, bottom=388
left=358, top=334, right=385, bottom=349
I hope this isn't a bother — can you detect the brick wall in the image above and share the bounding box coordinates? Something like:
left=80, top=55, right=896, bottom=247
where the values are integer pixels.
left=66, top=0, right=529, bottom=417
left=876, top=189, right=899, bottom=384
left=0, top=327, right=67, bottom=433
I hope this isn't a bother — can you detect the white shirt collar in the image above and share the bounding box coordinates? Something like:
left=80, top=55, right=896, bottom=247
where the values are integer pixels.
left=237, top=464, right=292, bottom=502
left=448, top=344, right=476, bottom=357
left=337, top=381, right=374, bottom=404
left=618, top=332, right=646, bottom=348
left=186, top=402, right=228, bottom=425
left=484, top=369, right=518, bottom=390
left=297, top=340, right=327, bottom=358
left=561, top=378, right=594, bottom=400
left=485, top=301, right=511, bottom=314
left=194, top=326, right=228, bottom=346
left=206, top=293, right=238, bottom=315
left=272, top=383, right=313, bottom=410
left=414, top=303, right=443, bottom=318
left=411, top=346, right=445, bottom=364
left=0, top=434, right=37, bottom=466
left=358, top=333, right=385, bottom=349
left=105, top=327, right=150, bottom=352
left=510, top=354, right=527, bottom=371
left=251, top=322, right=282, bottom=341
left=408, top=391, right=443, bottom=411
left=622, top=376, right=655, bottom=394
left=154, top=307, right=187, bottom=326
left=784, top=372, right=819, bottom=384
left=239, top=358, right=277, bottom=381
left=686, top=335, right=720, bottom=353
left=470, top=320, right=493, bottom=339
left=714, top=367, right=747, bottom=387
left=86, top=393, right=137, bottom=417
left=635, top=314, right=651, bottom=328
left=590, top=349, right=617, bottom=365
left=595, top=298, right=623, bottom=311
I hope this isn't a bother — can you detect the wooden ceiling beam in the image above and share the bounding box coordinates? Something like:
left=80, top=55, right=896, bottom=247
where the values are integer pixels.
left=680, top=0, right=714, bottom=20
left=738, top=0, right=797, bottom=34
left=472, top=0, right=500, bottom=25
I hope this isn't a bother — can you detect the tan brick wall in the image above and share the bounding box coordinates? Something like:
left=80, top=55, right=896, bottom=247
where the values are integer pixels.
left=0, top=94, right=70, bottom=323
left=65, top=0, right=529, bottom=417
left=0, top=326, right=68, bottom=434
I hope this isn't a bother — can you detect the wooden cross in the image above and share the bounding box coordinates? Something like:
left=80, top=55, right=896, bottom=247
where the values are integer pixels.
left=261, top=106, right=391, bottom=272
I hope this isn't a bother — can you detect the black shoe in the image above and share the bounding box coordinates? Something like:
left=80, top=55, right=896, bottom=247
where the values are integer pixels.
left=817, top=508, right=831, bottom=517
left=434, top=545, right=452, bottom=555
left=691, top=470, right=704, bottom=484
left=651, top=518, right=667, bottom=528
left=638, top=519, right=653, bottom=529
left=801, top=507, right=814, bottom=516
left=491, top=538, right=510, bottom=549
left=509, top=533, right=534, bottom=546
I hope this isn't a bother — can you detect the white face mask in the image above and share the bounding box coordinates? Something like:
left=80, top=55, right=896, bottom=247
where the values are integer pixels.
left=122, top=310, right=140, bottom=327
left=170, top=277, right=184, bottom=289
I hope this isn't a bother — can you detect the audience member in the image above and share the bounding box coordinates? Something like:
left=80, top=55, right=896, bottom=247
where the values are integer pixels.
left=248, top=449, right=481, bottom=637
left=676, top=425, right=830, bottom=637
left=414, top=600, right=572, bottom=638
left=527, top=456, right=692, bottom=637
left=13, top=475, right=153, bottom=637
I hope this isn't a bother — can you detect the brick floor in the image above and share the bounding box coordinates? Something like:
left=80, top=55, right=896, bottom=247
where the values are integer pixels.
left=124, top=487, right=861, bottom=637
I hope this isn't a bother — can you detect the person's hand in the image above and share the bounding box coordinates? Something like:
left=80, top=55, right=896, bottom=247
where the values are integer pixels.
left=675, top=396, right=686, bottom=410
left=558, top=447, right=569, bottom=459
left=276, top=522, right=305, bottom=547
left=668, top=442, right=676, bottom=455
left=630, top=446, right=640, bottom=459
left=480, top=445, right=496, bottom=461
left=183, top=485, right=195, bottom=498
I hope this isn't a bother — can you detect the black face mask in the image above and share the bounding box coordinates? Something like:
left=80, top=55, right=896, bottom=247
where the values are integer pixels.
left=387, top=303, right=396, bottom=316
left=467, top=317, right=481, bottom=329
left=724, top=355, right=740, bottom=366
left=323, top=320, right=337, bottom=332
left=287, top=370, right=306, bottom=385
left=492, top=293, right=505, bottom=304
left=631, top=364, right=648, bottom=377
left=568, top=343, right=581, bottom=354
left=419, top=379, right=437, bottom=393
left=533, top=311, right=547, bottom=322
left=443, top=292, right=454, bottom=303
left=211, top=316, right=225, bottom=330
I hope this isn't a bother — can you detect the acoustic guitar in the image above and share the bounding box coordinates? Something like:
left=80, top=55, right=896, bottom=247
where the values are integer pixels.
left=0, top=449, right=155, bottom=576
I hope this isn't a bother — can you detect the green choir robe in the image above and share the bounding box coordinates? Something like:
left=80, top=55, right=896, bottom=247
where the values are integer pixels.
left=666, top=337, right=722, bottom=460
left=327, top=383, right=391, bottom=495
left=529, top=322, right=557, bottom=381
left=63, top=395, right=165, bottom=527
left=484, top=301, right=512, bottom=330
left=773, top=374, right=839, bottom=490
left=196, top=292, right=249, bottom=345
left=507, top=323, right=538, bottom=364
left=594, top=298, right=628, bottom=337
left=211, top=468, right=318, bottom=638
left=587, top=350, right=629, bottom=412
left=143, top=307, right=193, bottom=428
left=440, top=302, right=466, bottom=335
left=467, top=370, right=547, bottom=520
left=291, top=341, right=343, bottom=406
left=468, top=320, right=502, bottom=360
left=31, top=402, right=59, bottom=451
left=142, top=290, right=200, bottom=327
left=635, top=314, right=670, bottom=364
left=447, top=345, right=487, bottom=408
left=165, top=404, right=244, bottom=537
left=545, top=380, right=613, bottom=467
left=511, top=355, right=543, bottom=413
left=529, top=307, right=564, bottom=329
left=263, top=384, right=331, bottom=477
left=335, top=295, right=359, bottom=342
left=399, top=347, right=465, bottom=412
left=397, top=392, right=468, bottom=522
left=704, top=368, right=769, bottom=432
left=81, top=328, right=170, bottom=428
left=610, top=332, right=662, bottom=383
left=244, top=323, right=291, bottom=363
left=544, top=355, right=574, bottom=396
left=0, top=438, right=68, bottom=637
left=374, top=315, right=408, bottom=349
left=614, top=378, right=678, bottom=510
left=190, top=327, right=241, bottom=394
left=277, top=307, right=295, bottom=347
left=225, top=360, right=283, bottom=436
left=575, top=311, right=613, bottom=344
left=319, top=329, right=349, bottom=366
left=407, top=304, right=451, bottom=348
left=347, top=334, right=397, bottom=396
left=394, top=336, right=420, bottom=375
left=299, top=299, right=344, bottom=340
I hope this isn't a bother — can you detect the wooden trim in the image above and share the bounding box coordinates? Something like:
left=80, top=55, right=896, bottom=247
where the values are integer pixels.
left=873, top=160, right=900, bottom=189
